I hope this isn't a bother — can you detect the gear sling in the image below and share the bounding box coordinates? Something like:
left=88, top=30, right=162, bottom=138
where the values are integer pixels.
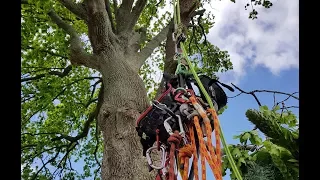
left=135, top=0, right=243, bottom=179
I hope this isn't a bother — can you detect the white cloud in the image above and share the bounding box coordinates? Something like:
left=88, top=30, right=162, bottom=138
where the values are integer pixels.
left=206, top=0, right=299, bottom=84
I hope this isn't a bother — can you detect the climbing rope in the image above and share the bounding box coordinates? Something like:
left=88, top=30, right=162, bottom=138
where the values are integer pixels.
left=136, top=0, right=242, bottom=180
left=172, top=0, right=243, bottom=179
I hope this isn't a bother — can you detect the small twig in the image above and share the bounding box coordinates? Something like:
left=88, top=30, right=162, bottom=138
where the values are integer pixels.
left=94, top=166, right=101, bottom=180
left=32, top=148, right=62, bottom=180
left=23, top=46, right=68, bottom=59
left=276, top=92, right=299, bottom=106
left=68, top=157, right=74, bottom=171
left=231, top=83, right=262, bottom=106
left=280, top=106, right=298, bottom=110
left=230, top=83, right=299, bottom=107
left=252, top=90, right=299, bottom=100
left=228, top=93, right=242, bottom=98
left=55, top=142, right=78, bottom=172
left=40, top=156, right=51, bottom=178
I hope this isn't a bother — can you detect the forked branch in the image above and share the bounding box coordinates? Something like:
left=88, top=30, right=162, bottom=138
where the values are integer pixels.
left=86, top=0, right=114, bottom=54
left=229, top=83, right=299, bottom=107
left=137, top=20, right=172, bottom=69
left=127, top=0, right=147, bottom=30
left=51, top=82, right=104, bottom=143
left=105, top=0, right=116, bottom=32
left=21, top=65, right=72, bottom=82
left=58, top=0, right=88, bottom=23
left=116, top=0, right=147, bottom=34
left=48, top=9, right=100, bottom=70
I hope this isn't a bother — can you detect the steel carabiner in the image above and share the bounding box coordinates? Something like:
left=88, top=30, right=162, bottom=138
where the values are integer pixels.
left=146, top=145, right=167, bottom=170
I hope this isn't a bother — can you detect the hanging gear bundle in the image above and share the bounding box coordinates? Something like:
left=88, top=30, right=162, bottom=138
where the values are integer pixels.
left=136, top=73, right=233, bottom=179
left=136, top=0, right=243, bottom=180
left=136, top=74, right=233, bottom=155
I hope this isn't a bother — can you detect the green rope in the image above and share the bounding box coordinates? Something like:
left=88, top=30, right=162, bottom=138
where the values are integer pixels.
left=173, top=0, right=243, bottom=179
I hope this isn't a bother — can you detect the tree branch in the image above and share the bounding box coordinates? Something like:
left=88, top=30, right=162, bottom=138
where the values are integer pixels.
left=51, top=111, right=96, bottom=142
left=48, top=9, right=100, bottom=70
left=21, top=65, right=72, bottom=82
left=32, top=148, right=62, bottom=180
left=58, top=0, right=88, bottom=23
left=115, top=0, right=134, bottom=34
left=22, top=95, right=35, bottom=103
left=127, top=0, right=147, bottom=30
left=56, top=142, right=78, bottom=169
left=231, top=83, right=262, bottom=106
left=137, top=20, right=172, bottom=69
left=23, top=46, right=68, bottom=59
left=276, top=92, right=299, bottom=106
left=94, top=166, right=101, bottom=180
left=40, top=156, right=53, bottom=178
left=23, top=77, right=101, bottom=125
left=251, top=89, right=299, bottom=100
left=86, top=0, right=114, bottom=54
left=119, top=0, right=134, bottom=11
left=86, top=78, right=102, bottom=106
left=115, top=0, right=148, bottom=34
left=113, top=0, right=118, bottom=16
left=105, top=0, right=116, bottom=32
left=51, top=82, right=104, bottom=143
left=231, top=83, right=299, bottom=108
left=280, top=106, right=298, bottom=110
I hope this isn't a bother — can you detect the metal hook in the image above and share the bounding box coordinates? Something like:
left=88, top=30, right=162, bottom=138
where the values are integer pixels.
left=146, top=145, right=167, bottom=170
left=163, top=115, right=188, bottom=145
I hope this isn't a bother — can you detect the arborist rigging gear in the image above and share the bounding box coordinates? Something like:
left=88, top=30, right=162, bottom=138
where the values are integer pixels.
left=136, top=0, right=243, bottom=180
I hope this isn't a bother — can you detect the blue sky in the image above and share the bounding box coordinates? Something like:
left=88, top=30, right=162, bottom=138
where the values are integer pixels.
left=206, top=67, right=299, bottom=180
left=202, top=0, right=299, bottom=179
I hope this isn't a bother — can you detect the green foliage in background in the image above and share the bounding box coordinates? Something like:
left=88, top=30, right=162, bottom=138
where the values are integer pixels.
left=222, top=105, right=299, bottom=180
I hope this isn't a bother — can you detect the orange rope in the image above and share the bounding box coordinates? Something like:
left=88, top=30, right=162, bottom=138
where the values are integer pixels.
left=193, top=116, right=222, bottom=180
left=167, top=131, right=182, bottom=180
left=208, top=108, right=222, bottom=167
left=165, top=95, right=223, bottom=180
left=178, top=144, right=193, bottom=180
left=189, top=96, right=223, bottom=180
left=189, top=125, right=199, bottom=180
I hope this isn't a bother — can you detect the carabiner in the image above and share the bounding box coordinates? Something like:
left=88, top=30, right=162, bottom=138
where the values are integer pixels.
left=146, top=145, right=167, bottom=170
left=164, top=115, right=184, bottom=135
left=164, top=115, right=188, bottom=145
left=152, top=100, right=177, bottom=119
left=174, top=89, right=195, bottom=104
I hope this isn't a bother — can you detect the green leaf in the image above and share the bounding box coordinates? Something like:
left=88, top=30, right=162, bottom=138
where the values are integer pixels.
left=287, top=159, right=298, bottom=163
left=240, top=132, right=251, bottom=144
left=272, top=105, right=280, bottom=111
left=259, top=105, right=269, bottom=112
left=233, top=135, right=241, bottom=139
left=232, top=148, right=242, bottom=158
left=238, top=157, right=246, bottom=164
left=250, top=135, right=263, bottom=145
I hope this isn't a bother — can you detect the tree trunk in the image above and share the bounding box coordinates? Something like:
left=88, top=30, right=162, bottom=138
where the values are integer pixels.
left=97, top=53, right=155, bottom=180
left=46, top=1, right=200, bottom=179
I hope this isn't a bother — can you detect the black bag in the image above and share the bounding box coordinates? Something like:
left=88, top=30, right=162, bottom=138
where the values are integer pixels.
left=135, top=83, right=178, bottom=156
left=195, top=75, right=234, bottom=111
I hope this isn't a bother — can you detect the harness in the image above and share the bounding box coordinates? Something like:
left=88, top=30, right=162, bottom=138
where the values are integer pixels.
left=136, top=1, right=243, bottom=180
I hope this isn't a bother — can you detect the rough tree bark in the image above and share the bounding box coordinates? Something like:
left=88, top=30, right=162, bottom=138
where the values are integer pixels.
left=49, top=0, right=198, bottom=179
